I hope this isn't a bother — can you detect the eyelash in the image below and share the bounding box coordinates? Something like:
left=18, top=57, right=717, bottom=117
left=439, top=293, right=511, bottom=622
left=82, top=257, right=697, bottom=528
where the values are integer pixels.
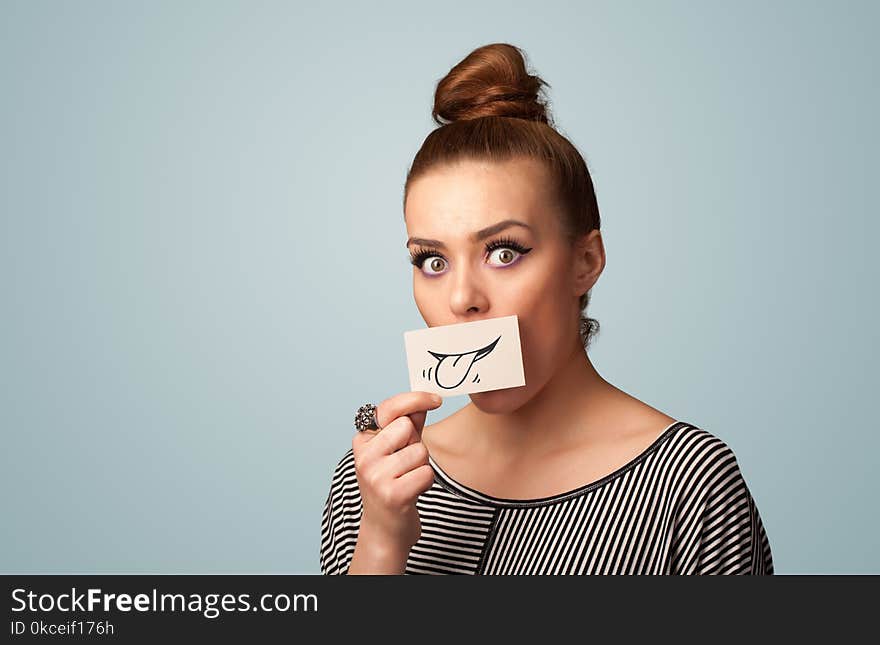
left=408, top=236, right=533, bottom=272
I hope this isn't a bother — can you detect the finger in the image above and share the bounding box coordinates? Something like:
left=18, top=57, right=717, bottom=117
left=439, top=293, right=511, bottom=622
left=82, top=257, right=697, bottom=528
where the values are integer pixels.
left=409, top=410, right=427, bottom=435
left=353, top=413, right=418, bottom=456
left=375, top=391, right=442, bottom=430
left=380, top=441, right=430, bottom=480
left=394, top=463, right=436, bottom=498
left=352, top=428, right=381, bottom=453
left=353, top=420, right=408, bottom=475
left=360, top=415, right=416, bottom=464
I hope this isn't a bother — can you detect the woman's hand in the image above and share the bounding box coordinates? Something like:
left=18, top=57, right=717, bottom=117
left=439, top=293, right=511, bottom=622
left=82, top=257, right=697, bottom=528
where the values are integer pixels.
left=347, top=391, right=442, bottom=573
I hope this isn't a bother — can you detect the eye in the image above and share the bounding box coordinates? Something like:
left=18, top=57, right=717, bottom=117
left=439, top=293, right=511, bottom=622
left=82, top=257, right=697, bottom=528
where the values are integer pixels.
left=409, top=247, right=448, bottom=276
left=485, top=236, right=533, bottom=267
left=487, top=247, right=519, bottom=266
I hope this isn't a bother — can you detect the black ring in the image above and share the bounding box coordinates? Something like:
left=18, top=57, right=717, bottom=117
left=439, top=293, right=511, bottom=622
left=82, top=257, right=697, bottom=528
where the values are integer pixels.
left=354, top=403, right=381, bottom=432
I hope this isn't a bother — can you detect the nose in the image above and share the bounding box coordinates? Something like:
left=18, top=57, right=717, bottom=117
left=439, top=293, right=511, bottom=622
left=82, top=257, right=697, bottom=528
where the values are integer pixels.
left=448, top=260, right=490, bottom=317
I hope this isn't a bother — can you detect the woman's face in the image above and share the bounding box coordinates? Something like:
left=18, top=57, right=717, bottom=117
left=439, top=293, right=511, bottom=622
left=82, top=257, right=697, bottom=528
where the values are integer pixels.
left=404, top=157, right=600, bottom=414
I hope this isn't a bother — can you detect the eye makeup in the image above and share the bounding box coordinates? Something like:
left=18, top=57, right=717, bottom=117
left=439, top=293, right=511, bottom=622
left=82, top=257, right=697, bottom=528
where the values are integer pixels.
left=408, top=235, right=534, bottom=274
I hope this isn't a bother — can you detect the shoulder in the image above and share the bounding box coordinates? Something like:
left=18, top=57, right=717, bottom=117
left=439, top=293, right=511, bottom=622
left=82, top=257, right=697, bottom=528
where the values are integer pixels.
left=326, top=447, right=359, bottom=497
left=321, top=448, right=363, bottom=537
left=322, top=448, right=363, bottom=526
left=330, top=447, right=355, bottom=474
left=661, top=423, right=773, bottom=574
left=662, top=421, right=744, bottom=469
left=320, top=448, right=362, bottom=575
left=659, top=422, right=756, bottom=502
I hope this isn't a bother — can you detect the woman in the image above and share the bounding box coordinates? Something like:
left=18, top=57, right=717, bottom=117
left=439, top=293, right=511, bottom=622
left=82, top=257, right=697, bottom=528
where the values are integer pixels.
left=320, top=43, right=773, bottom=575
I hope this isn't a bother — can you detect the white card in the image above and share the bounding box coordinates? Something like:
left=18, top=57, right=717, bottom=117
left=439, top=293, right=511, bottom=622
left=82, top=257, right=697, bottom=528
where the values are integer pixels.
left=403, top=314, right=526, bottom=397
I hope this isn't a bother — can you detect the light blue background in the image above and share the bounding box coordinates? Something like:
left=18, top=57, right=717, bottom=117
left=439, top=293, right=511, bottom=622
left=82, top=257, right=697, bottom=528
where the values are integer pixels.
left=2, top=0, right=877, bottom=574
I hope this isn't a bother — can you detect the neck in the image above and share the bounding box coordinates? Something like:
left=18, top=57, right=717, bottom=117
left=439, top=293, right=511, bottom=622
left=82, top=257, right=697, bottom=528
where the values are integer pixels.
left=463, top=334, right=618, bottom=459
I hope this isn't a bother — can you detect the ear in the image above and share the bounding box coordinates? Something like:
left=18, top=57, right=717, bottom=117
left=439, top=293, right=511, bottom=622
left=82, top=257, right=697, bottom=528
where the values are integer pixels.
left=571, top=229, right=605, bottom=297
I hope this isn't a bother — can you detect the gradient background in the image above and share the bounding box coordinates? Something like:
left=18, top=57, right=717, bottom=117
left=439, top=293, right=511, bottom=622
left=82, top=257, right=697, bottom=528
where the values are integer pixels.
left=2, top=0, right=877, bottom=574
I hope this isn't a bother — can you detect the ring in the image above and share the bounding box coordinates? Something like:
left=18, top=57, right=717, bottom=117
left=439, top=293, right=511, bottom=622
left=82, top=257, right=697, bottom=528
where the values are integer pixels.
left=354, top=403, right=381, bottom=432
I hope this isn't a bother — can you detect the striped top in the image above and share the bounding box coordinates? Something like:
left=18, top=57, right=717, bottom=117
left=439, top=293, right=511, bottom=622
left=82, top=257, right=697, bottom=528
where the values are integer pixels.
left=320, top=420, right=774, bottom=575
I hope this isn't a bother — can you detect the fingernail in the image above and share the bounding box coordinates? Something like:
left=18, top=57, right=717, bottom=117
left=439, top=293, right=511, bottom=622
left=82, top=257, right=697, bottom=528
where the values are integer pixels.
left=431, top=394, right=442, bottom=405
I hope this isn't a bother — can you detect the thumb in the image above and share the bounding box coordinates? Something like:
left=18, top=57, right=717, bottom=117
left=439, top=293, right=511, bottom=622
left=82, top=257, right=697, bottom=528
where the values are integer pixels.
left=405, top=410, right=427, bottom=446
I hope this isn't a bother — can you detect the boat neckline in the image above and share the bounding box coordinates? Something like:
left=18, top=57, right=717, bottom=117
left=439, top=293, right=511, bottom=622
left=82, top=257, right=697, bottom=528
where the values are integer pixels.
left=427, top=420, right=687, bottom=508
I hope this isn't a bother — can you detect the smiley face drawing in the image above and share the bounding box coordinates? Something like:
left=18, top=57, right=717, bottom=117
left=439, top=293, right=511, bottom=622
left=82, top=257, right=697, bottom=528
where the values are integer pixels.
left=421, top=335, right=501, bottom=390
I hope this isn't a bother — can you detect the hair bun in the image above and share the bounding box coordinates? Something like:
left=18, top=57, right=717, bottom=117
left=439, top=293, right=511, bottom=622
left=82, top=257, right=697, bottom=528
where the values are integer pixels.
left=432, top=43, right=553, bottom=127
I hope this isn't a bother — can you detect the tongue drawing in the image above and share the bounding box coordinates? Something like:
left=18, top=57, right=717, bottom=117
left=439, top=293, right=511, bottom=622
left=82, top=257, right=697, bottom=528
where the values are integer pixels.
left=426, top=335, right=501, bottom=389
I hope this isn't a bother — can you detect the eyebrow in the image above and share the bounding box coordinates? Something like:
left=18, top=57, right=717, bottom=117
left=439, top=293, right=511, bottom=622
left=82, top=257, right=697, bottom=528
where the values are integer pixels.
left=405, top=219, right=532, bottom=250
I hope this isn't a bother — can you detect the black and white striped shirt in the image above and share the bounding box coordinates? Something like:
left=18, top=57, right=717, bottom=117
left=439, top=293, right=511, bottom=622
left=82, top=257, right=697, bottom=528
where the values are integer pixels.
left=320, top=420, right=774, bottom=574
